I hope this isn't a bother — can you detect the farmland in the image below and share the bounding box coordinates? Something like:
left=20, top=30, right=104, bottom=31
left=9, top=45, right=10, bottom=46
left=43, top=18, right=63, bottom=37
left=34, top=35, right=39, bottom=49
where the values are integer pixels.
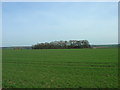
left=2, top=48, right=118, bottom=88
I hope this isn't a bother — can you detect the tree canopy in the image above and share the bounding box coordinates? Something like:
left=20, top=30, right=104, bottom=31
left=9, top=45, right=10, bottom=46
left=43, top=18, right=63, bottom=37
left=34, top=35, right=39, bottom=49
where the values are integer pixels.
left=32, top=40, right=91, bottom=49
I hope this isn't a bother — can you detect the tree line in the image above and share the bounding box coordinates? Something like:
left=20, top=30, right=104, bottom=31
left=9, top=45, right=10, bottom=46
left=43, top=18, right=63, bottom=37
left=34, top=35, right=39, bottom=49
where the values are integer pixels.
left=32, top=40, right=91, bottom=49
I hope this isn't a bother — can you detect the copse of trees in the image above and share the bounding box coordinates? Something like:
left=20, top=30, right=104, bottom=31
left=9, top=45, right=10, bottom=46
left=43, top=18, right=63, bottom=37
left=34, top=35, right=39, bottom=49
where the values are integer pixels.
left=32, top=40, right=91, bottom=49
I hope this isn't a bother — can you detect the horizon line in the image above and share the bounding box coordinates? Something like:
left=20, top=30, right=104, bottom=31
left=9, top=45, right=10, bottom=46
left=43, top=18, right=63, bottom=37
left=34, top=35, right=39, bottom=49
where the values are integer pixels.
left=1, top=43, right=119, bottom=47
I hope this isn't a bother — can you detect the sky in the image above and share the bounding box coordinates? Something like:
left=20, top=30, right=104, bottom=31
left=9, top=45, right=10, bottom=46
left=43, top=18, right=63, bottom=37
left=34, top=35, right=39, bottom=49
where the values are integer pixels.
left=0, top=2, right=2, bottom=47
left=2, top=2, right=118, bottom=47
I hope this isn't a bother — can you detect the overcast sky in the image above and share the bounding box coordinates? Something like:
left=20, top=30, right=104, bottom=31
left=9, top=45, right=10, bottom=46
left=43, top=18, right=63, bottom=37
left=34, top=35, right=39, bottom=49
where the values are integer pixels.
left=2, top=2, right=118, bottom=47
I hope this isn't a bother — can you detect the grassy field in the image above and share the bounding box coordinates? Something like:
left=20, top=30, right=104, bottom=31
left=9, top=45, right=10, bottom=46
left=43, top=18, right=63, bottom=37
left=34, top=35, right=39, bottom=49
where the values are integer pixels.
left=2, top=48, right=118, bottom=88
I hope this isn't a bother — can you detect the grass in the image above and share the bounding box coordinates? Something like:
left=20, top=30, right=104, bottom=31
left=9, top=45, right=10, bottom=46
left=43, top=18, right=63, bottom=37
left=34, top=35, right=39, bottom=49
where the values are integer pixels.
left=2, top=48, right=118, bottom=88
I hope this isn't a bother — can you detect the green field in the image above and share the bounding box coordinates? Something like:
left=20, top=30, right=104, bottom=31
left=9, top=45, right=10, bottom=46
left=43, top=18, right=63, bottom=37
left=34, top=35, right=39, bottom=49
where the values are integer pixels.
left=2, top=48, right=118, bottom=88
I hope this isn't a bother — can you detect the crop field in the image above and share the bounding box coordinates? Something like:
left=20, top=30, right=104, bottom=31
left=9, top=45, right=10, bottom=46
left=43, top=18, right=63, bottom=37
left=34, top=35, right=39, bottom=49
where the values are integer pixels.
left=2, top=48, right=118, bottom=88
